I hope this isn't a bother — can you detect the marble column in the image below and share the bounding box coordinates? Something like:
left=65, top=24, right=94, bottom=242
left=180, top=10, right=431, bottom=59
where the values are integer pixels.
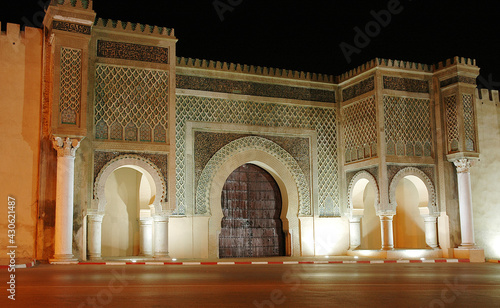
left=379, top=214, right=394, bottom=250
left=423, top=216, right=438, bottom=248
left=139, top=217, right=154, bottom=257
left=153, top=215, right=169, bottom=259
left=349, top=216, right=362, bottom=250
left=50, top=137, right=81, bottom=263
left=453, top=158, right=476, bottom=247
left=87, top=211, right=104, bottom=260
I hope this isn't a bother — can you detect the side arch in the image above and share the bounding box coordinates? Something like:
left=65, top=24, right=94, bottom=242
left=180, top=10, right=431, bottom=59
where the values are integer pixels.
left=92, top=154, right=167, bottom=214
left=196, top=136, right=311, bottom=216
left=388, top=167, right=437, bottom=215
left=346, top=170, right=380, bottom=215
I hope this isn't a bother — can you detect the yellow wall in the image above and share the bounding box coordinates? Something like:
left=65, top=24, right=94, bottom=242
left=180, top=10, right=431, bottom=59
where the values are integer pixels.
left=0, top=24, right=42, bottom=264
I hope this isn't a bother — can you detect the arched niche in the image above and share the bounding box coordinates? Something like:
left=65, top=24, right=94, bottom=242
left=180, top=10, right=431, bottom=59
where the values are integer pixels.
left=347, top=171, right=380, bottom=216
left=92, top=155, right=167, bottom=214
left=389, top=167, right=437, bottom=216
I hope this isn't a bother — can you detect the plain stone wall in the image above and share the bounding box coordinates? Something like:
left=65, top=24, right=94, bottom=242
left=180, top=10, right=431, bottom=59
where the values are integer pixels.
left=0, top=24, right=42, bottom=264
left=471, top=89, right=500, bottom=260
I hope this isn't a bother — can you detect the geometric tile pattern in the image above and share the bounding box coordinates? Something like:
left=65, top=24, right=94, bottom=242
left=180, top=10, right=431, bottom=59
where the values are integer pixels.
left=463, top=94, right=476, bottom=152
left=94, top=64, right=169, bottom=142
left=196, top=136, right=311, bottom=215
left=59, top=47, right=82, bottom=125
left=176, top=95, right=338, bottom=216
left=342, top=96, right=377, bottom=163
left=194, top=132, right=310, bottom=187
left=444, top=95, right=459, bottom=153
left=384, top=96, right=432, bottom=157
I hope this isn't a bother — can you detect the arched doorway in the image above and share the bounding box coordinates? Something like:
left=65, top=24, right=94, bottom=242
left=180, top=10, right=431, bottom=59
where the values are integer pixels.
left=219, top=164, right=286, bottom=258
left=102, top=166, right=156, bottom=257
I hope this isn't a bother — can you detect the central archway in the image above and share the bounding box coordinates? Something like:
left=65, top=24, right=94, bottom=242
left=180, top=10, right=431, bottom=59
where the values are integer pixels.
left=219, top=164, right=286, bottom=258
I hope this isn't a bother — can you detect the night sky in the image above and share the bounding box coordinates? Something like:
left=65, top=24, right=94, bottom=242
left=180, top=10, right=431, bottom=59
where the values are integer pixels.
left=1, top=0, right=499, bottom=89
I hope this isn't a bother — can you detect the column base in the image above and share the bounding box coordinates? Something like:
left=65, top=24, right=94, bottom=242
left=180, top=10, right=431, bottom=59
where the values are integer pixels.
left=454, top=247, right=485, bottom=263
left=49, top=254, right=79, bottom=264
left=154, top=254, right=170, bottom=261
left=88, top=255, right=103, bottom=261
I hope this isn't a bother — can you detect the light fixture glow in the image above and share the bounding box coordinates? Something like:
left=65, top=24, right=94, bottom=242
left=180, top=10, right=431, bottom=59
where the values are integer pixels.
left=354, top=256, right=359, bottom=259
left=132, top=260, right=137, bottom=263
left=172, top=258, right=177, bottom=261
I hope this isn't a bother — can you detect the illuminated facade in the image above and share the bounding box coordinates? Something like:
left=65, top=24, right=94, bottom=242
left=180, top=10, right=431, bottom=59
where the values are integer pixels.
left=2, top=0, right=500, bottom=264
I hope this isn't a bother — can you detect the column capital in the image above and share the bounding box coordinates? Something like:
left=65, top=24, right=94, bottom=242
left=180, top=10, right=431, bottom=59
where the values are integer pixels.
left=377, top=211, right=395, bottom=218
left=52, top=136, right=82, bottom=157
left=453, top=158, right=473, bottom=173
left=153, top=215, right=169, bottom=222
left=87, top=212, right=104, bottom=223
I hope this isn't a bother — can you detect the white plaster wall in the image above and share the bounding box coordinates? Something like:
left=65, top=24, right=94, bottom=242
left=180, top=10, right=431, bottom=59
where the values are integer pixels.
left=102, top=168, right=140, bottom=257
left=314, top=217, right=349, bottom=256
left=471, top=91, right=500, bottom=259
left=394, top=178, right=426, bottom=248
left=168, top=217, right=194, bottom=258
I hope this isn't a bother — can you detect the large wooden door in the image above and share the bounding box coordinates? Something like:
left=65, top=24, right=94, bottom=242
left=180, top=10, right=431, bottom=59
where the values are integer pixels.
left=219, top=164, right=285, bottom=258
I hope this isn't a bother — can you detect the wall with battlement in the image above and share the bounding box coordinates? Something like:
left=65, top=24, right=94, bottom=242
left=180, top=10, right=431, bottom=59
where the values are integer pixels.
left=471, top=89, right=500, bottom=259
left=0, top=23, right=43, bottom=263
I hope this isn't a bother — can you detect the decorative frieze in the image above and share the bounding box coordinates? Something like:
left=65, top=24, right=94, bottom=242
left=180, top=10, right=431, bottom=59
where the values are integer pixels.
left=52, top=21, right=91, bottom=35
left=176, top=75, right=335, bottom=103
left=383, top=76, right=429, bottom=93
left=342, top=76, right=374, bottom=101
left=97, top=40, right=170, bottom=64
left=440, top=76, right=477, bottom=88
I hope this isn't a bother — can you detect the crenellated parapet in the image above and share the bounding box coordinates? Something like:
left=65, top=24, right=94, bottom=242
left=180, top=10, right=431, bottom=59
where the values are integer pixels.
left=337, top=58, right=433, bottom=83
left=177, top=56, right=335, bottom=83
left=93, top=18, right=175, bottom=38
left=476, top=88, right=499, bottom=103
left=49, top=0, right=93, bottom=10
left=433, top=56, right=477, bottom=71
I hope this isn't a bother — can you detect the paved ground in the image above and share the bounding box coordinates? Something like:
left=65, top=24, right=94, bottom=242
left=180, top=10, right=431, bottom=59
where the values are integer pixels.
left=2, top=262, right=500, bottom=307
